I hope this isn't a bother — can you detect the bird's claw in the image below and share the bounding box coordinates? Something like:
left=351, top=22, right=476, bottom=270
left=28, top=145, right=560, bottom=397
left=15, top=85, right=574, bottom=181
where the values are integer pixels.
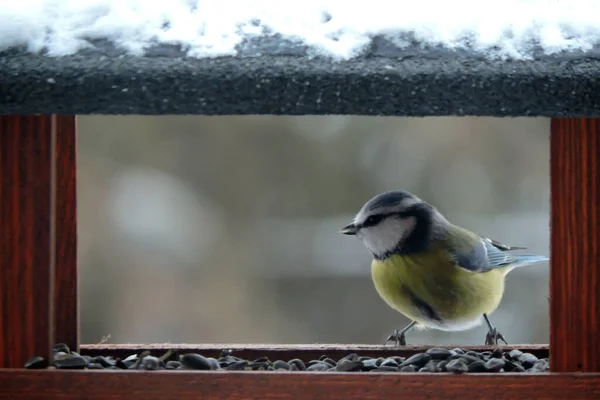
left=485, top=327, right=508, bottom=346
left=383, top=329, right=407, bottom=346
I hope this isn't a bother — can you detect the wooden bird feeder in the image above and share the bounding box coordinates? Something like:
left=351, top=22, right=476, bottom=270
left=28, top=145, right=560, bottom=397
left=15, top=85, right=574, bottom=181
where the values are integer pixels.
left=1, top=33, right=600, bottom=399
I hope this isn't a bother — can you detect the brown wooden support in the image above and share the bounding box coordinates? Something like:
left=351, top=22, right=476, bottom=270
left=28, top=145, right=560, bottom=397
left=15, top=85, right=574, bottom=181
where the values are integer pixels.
left=550, top=118, right=600, bottom=372
left=79, top=343, right=550, bottom=361
left=0, top=115, right=77, bottom=368
left=1, top=370, right=600, bottom=400
left=53, top=116, right=78, bottom=353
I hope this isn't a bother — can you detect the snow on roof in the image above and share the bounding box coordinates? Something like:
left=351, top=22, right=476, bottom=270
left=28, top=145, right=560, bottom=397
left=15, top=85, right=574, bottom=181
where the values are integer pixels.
left=1, top=0, right=599, bottom=60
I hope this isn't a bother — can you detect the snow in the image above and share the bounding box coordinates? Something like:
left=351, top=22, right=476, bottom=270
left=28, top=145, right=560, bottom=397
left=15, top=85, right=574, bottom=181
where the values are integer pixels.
left=0, top=0, right=599, bottom=60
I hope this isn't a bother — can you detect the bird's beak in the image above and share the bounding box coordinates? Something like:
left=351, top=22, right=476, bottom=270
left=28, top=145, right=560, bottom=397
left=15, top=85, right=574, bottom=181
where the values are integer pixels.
left=340, top=223, right=358, bottom=235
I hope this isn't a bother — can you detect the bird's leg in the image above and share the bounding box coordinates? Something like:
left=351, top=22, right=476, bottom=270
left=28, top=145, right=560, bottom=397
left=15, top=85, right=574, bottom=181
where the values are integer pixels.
left=483, top=313, right=508, bottom=346
left=383, top=321, right=417, bottom=346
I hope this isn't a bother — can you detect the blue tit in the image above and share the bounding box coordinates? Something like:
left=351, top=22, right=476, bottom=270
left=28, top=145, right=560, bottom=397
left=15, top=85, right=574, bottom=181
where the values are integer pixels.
left=340, top=190, right=549, bottom=346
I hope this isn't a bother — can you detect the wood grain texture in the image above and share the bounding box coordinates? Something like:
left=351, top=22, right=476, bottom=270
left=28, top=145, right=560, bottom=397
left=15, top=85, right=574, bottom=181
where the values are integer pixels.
left=53, top=116, right=78, bottom=352
left=1, top=370, right=600, bottom=400
left=550, top=118, right=600, bottom=372
left=0, top=116, right=55, bottom=368
left=81, top=343, right=549, bottom=361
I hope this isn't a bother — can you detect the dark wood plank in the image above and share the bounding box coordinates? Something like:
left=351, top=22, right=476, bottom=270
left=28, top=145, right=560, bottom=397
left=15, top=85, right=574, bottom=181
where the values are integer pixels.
left=53, top=116, right=78, bottom=352
left=550, top=118, right=600, bottom=372
left=1, top=370, right=600, bottom=400
left=0, top=116, right=56, bottom=368
left=80, top=343, right=549, bottom=361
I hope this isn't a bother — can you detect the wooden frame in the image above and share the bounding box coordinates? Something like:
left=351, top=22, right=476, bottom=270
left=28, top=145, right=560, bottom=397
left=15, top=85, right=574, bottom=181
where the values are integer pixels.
left=3, top=371, right=600, bottom=400
left=0, top=115, right=77, bottom=368
left=1, top=116, right=599, bottom=399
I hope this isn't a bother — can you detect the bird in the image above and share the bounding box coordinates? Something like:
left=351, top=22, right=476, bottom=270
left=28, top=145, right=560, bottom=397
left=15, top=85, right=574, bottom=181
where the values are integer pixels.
left=339, top=190, right=549, bottom=346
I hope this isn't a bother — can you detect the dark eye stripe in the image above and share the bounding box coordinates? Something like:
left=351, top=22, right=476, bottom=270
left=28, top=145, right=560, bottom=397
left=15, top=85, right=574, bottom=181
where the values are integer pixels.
left=360, top=210, right=412, bottom=229
left=362, top=214, right=384, bottom=227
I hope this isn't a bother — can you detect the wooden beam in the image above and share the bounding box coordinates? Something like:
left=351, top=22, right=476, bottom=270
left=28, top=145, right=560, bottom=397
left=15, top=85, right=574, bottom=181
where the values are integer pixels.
left=550, top=118, right=600, bottom=372
left=0, top=115, right=76, bottom=368
left=80, top=343, right=549, bottom=361
left=0, top=116, right=56, bottom=367
left=53, top=116, right=78, bottom=352
left=1, top=370, right=600, bottom=400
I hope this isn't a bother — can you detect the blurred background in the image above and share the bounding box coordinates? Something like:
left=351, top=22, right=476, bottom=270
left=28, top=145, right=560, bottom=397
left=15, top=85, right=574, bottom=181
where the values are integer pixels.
left=77, top=116, right=550, bottom=346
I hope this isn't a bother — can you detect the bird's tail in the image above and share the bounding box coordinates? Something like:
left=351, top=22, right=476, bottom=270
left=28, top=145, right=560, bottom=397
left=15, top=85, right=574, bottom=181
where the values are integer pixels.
left=512, top=255, right=549, bottom=267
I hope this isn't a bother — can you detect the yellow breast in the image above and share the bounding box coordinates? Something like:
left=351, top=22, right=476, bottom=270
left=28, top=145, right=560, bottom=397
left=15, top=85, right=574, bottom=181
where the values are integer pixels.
left=370, top=251, right=508, bottom=330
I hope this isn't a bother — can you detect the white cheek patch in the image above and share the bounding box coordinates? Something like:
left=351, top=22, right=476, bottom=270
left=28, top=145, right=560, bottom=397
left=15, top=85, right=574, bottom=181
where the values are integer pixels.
left=360, top=217, right=416, bottom=256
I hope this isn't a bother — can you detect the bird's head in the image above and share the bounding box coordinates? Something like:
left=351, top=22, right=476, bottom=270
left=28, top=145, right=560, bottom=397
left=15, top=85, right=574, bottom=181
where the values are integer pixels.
left=340, top=190, right=445, bottom=259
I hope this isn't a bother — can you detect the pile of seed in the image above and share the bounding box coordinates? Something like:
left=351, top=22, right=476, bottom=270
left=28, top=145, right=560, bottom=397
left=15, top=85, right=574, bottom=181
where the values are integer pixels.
left=24, top=344, right=549, bottom=373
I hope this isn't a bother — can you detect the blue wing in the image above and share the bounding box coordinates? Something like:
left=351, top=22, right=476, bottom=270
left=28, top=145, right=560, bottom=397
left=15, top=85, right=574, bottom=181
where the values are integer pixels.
left=450, top=237, right=548, bottom=273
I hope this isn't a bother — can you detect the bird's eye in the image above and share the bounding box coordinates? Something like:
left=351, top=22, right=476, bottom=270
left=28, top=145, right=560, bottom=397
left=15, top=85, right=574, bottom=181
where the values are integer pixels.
left=364, top=214, right=384, bottom=227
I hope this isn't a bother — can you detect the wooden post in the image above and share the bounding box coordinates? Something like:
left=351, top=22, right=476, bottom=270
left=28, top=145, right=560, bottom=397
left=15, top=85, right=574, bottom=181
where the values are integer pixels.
left=0, top=115, right=78, bottom=368
left=550, top=118, right=600, bottom=372
left=54, top=116, right=78, bottom=353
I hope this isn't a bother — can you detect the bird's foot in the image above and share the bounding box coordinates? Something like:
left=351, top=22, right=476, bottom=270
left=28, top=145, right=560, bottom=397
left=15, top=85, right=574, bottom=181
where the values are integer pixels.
left=383, top=329, right=407, bottom=346
left=485, top=327, right=508, bottom=346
